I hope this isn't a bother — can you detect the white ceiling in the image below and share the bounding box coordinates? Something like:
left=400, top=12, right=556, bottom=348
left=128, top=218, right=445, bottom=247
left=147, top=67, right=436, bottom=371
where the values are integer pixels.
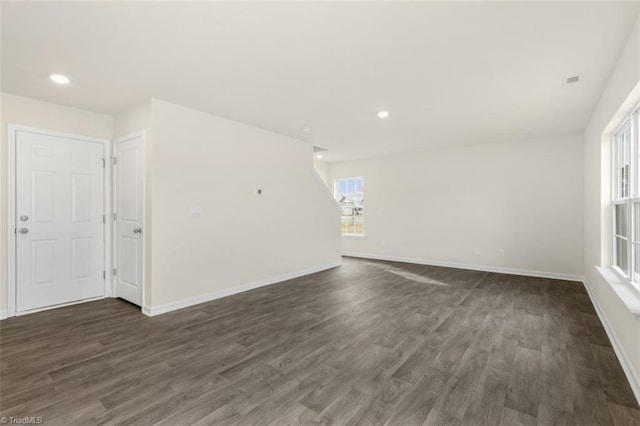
left=2, top=2, right=639, bottom=162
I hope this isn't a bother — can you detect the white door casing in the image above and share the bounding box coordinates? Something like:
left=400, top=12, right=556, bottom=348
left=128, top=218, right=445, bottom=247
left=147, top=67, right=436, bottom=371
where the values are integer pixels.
left=113, top=132, right=145, bottom=306
left=11, top=126, right=109, bottom=313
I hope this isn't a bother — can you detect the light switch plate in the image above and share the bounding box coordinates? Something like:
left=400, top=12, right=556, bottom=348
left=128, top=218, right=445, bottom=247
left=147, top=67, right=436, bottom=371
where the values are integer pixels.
left=189, top=206, right=203, bottom=218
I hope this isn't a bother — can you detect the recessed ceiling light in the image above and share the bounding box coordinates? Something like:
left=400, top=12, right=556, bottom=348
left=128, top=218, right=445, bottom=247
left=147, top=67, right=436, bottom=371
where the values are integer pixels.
left=316, top=154, right=323, bottom=159
left=50, top=74, right=70, bottom=85
left=377, top=111, right=389, bottom=119
left=302, top=126, right=311, bottom=133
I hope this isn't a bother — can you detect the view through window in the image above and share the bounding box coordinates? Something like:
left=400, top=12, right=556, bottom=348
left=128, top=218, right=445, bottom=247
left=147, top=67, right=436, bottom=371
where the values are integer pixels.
left=334, top=177, right=364, bottom=236
left=612, top=104, right=640, bottom=289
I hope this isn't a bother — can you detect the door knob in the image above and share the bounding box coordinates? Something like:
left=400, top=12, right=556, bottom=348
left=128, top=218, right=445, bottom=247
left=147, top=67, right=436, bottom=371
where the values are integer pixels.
left=20, top=215, right=29, bottom=222
left=18, top=228, right=29, bottom=234
left=133, top=228, right=142, bottom=234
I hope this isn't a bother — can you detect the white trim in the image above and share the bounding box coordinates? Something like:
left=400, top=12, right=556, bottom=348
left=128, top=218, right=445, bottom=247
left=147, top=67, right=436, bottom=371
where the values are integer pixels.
left=6, top=124, right=111, bottom=318
left=596, top=266, right=640, bottom=317
left=342, top=252, right=584, bottom=282
left=143, top=261, right=342, bottom=316
left=103, top=136, right=113, bottom=298
left=583, top=276, right=640, bottom=405
left=7, top=126, right=16, bottom=317
left=112, top=131, right=147, bottom=309
left=334, top=176, right=365, bottom=238
left=0, top=310, right=7, bottom=320
left=610, top=104, right=640, bottom=292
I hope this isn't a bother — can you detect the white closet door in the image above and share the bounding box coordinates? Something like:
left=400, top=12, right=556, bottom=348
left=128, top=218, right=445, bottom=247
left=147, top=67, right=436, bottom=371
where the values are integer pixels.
left=114, top=134, right=144, bottom=306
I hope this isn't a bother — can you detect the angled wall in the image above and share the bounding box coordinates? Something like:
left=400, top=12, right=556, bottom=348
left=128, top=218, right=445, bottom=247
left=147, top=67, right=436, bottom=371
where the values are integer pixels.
left=146, top=99, right=341, bottom=311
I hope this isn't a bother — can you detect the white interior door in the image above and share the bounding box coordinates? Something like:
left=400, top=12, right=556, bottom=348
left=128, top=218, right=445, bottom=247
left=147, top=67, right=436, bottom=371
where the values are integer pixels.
left=16, top=130, right=105, bottom=312
left=114, top=133, right=144, bottom=306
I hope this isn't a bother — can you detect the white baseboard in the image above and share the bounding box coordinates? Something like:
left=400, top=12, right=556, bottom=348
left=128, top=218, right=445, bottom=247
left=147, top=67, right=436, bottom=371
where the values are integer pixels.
left=142, top=260, right=343, bottom=317
left=141, top=305, right=153, bottom=316
left=342, top=252, right=584, bottom=282
left=0, top=309, right=7, bottom=320
left=583, top=278, right=640, bottom=405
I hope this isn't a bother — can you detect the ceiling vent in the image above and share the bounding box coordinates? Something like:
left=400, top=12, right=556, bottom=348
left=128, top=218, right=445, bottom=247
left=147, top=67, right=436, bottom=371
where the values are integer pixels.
left=313, top=146, right=327, bottom=152
left=562, top=74, right=583, bottom=90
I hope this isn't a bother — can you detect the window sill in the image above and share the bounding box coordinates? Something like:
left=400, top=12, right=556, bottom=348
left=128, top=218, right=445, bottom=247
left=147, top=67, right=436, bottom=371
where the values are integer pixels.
left=341, top=234, right=367, bottom=240
left=595, top=266, right=640, bottom=318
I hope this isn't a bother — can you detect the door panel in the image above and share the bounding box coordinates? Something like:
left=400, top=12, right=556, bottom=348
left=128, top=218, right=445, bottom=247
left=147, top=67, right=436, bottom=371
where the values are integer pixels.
left=119, top=236, right=139, bottom=286
left=71, top=237, right=93, bottom=279
left=114, top=134, right=144, bottom=306
left=32, top=240, right=56, bottom=284
left=72, top=174, right=94, bottom=222
left=32, top=171, right=55, bottom=222
left=16, top=130, right=105, bottom=312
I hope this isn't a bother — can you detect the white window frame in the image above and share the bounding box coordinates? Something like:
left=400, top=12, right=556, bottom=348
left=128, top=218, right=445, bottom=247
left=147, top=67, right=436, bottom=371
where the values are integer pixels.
left=612, top=104, right=640, bottom=291
left=334, top=177, right=365, bottom=237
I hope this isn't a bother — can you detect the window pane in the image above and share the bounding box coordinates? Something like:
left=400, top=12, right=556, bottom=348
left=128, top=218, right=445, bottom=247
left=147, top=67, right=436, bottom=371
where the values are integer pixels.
left=634, top=242, right=640, bottom=281
left=335, top=177, right=364, bottom=236
left=620, top=132, right=628, bottom=165
left=616, top=237, right=629, bottom=274
left=621, top=164, right=629, bottom=198
left=634, top=203, right=640, bottom=282
left=635, top=202, right=640, bottom=242
left=615, top=204, right=628, bottom=236
left=616, top=127, right=630, bottom=199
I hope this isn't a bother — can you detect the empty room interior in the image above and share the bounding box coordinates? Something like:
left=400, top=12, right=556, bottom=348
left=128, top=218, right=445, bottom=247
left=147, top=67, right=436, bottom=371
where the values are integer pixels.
left=2, top=1, right=640, bottom=425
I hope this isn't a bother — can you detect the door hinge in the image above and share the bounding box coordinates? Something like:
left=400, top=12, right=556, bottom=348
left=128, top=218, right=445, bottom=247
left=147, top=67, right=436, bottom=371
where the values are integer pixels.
left=103, top=271, right=106, bottom=280
left=113, top=268, right=117, bottom=276
left=113, top=212, right=117, bottom=221
left=113, top=157, right=117, bottom=166
left=103, top=214, right=106, bottom=224
left=102, top=158, right=106, bottom=168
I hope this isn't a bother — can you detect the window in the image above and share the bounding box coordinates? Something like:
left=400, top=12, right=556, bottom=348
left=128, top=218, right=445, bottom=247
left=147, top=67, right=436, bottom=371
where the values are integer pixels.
left=612, top=105, right=640, bottom=288
left=334, top=177, right=364, bottom=236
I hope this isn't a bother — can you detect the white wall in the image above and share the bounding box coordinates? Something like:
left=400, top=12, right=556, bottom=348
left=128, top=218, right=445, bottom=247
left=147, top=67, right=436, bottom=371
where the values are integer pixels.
left=114, top=101, right=151, bottom=139
left=148, top=99, right=341, bottom=307
left=0, top=93, right=113, bottom=316
left=583, top=14, right=640, bottom=394
left=1, top=95, right=340, bottom=315
left=330, top=134, right=584, bottom=278
left=313, top=159, right=330, bottom=187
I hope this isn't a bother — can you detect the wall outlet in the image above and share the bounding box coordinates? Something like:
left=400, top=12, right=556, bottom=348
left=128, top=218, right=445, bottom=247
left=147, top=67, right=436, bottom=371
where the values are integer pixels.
left=255, top=188, right=263, bottom=195
left=498, top=249, right=505, bottom=257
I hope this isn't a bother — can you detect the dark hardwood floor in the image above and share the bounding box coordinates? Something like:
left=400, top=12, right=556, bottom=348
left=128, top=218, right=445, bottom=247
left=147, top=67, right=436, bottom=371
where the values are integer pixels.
left=1, top=257, right=639, bottom=425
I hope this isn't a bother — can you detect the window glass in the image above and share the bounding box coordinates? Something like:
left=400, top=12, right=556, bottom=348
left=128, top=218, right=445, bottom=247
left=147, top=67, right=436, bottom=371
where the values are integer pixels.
left=334, top=177, right=364, bottom=236
left=616, top=237, right=629, bottom=274
left=615, top=204, right=628, bottom=236
left=617, top=131, right=630, bottom=199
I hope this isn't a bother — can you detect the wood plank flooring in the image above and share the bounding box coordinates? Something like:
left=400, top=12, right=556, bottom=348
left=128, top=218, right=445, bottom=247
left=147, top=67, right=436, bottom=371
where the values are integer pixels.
left=1, top=257, right=639, bottom=425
